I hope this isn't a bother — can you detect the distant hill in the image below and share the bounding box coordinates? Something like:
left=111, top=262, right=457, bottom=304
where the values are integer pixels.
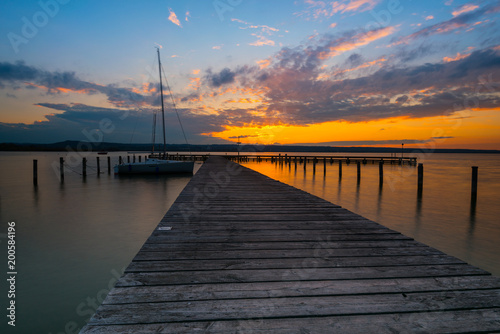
left=1, top=140, right=499, bottom=154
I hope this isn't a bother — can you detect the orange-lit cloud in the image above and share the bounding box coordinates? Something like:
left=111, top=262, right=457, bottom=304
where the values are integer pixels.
left=168, top=8, right=182, bottom=27
left=425, top=15, right=434, bottom=20
left=304, top=0, right=380, bottom=19
left=443, top=52, right=471, bottom=62
left=329, top=22, right=337, bottom=28
left=330, top=57, right=387, bottom=77
left=224, top=98, right=262, bottom=104
left=250, top=35, right=275, bottom=46
left=317, top=26, right=396, bottom=59
left=257, top=58, right=272, bottom=69
left=187, top=77, right=201, bottom=90
left=452, top=3, right=479, bottom=17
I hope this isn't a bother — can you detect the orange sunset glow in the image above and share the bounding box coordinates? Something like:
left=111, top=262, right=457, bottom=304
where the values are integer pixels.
left=1, top=0, right=499, bottom=150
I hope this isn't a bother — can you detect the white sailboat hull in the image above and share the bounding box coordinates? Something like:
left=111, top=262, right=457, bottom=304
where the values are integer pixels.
left=114, top=159, right=194, bottom=174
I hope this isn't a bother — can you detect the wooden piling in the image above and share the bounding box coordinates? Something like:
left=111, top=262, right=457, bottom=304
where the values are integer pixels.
left=107, top=156, right=111, bottom=174
left=33, top=159, right=38, bottom=185
left=127, top=156, right=130, bottom=163
left=96, top=157, right=100, bottom=174
left=139, top=156, right=142, bottom=162
left=338, top=160, right=342, bottom=179
left=313, top=158, right=317, bottom=174
left=119, top=156, right=123, bottom=164
left=82, top=158, right=87, bottom=177
left=357, top=161, right=361, bottom=182
left=418, top=163, right=424, bottom=195
left=379, top=161, right=383, bottom=185
left=471, top=166, right=478, bottom=199
left=59, top=157, right=64, bottom=182
left=323, top=158, right=326, bottom=175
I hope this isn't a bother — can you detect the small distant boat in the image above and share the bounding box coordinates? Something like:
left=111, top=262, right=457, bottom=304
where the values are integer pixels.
left=97, top=151, right=108, bottom=155
left=114, top=48, right=193, bottom=175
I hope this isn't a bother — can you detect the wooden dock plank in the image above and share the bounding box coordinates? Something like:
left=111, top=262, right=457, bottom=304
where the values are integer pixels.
left=102, top=276, right=500, bottom=304
left=81, top=156, right=500, bottom=333
left=80, top=309, right=500, bottom=334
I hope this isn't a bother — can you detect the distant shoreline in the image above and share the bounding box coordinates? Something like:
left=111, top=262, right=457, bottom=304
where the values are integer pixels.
left=1, top=141, right=499, bottom=154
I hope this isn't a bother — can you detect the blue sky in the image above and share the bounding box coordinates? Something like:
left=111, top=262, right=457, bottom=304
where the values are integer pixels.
left=1, top=0, right=500, bottom=148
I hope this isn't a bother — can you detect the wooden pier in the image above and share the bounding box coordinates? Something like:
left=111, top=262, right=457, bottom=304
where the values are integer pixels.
left=81, top=157, right=500, bottom=333
left=149, top=152, right=418, bottom=165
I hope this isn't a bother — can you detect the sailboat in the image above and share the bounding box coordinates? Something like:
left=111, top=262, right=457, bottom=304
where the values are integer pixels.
left=114, top=48, right=194, bottom=174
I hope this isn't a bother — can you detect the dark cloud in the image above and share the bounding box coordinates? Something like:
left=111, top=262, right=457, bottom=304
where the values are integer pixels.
left=391, top=3, right=500, bottom=46
left=205, top=68, right=236, bottom=87
left=395, top=95, right=409, bottom=103
left=346, top=53, right=363, bottom=66
left=0, top=103, right=231, bottom=144
left=0, top=61, right=150, bottom=108
left=239, top=47, right=500, bottom=125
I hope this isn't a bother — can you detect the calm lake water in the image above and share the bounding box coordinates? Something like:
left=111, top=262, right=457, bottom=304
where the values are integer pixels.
left=0, top=151, right=499, bottom=333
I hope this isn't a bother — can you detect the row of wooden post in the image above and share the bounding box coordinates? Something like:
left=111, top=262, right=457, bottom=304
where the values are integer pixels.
left=33, top=155, right=151, bottom=184
left=272, top=157, right=479, bottom=200
left=32, top=158, right=480, bottom=200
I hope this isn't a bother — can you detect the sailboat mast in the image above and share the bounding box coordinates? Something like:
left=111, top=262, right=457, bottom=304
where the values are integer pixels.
left=157, top=47, right=167, bottom=157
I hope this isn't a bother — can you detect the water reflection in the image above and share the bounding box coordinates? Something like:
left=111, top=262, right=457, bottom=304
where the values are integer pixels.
left=376, top=181, right=383, bottom=219
left=469, top=195, right=477, bottom=233
left=354, top=180, right=360, bottom=212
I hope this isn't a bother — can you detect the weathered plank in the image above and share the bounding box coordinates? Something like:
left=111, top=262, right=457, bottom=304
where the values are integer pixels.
left=80, top=309, right=500, bottom=334
left=88, top=289, right=500, bottom=325
left=103, top=275, right=500, bottom=304
left=116, top=264, right=488, bottom=287
left=81, top=156, right=500, bottom=333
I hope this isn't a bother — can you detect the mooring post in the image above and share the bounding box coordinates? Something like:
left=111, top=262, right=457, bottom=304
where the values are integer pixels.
left=357, top=161, right=361, bottom=182
left=133, top=155, right=136, bottom=163
left=471, top=166, right=478, bottom=200
left=33, top=159, right=38, bottom=186
left=379, top=160, right=383, bottom=185
left=107, top=156, right=111, bottom=174
left=323, top=158, right=326, bottom=175
left=304, top=157, right=307, bottom=171
left=127, top=156, right=130, bottom=163
left=313, top=158, right=317, bottom=174
left=338, top=160, right=342, bottom=179
left=59, top=157, right=64, bottom=182
left=82, top=158, right=87, bottom=177
left=96, top=157, right=100, bottom=175
left=417, top=163, right=424, bottom=194
left=119, top=156, right=122, bottom=164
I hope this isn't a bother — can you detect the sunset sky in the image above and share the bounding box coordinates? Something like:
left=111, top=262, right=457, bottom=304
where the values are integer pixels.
left=1, top=0, right=500, bottom=149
